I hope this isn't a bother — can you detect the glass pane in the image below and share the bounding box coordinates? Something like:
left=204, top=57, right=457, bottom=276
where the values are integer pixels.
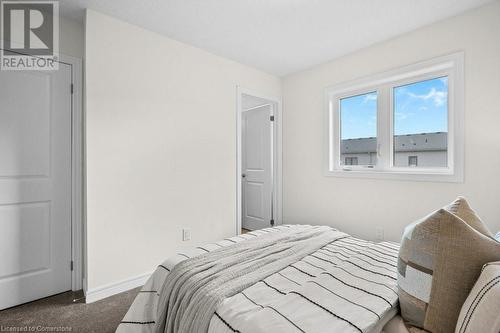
left=340, top=92, right=377, bottom=166
left=393, top=77, right=448, bottom=168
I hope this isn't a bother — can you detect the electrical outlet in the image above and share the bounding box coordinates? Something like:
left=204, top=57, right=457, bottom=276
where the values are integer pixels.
left=182, top=228, right=191, bottom=241
left=375, top=227, right=384, bottom=242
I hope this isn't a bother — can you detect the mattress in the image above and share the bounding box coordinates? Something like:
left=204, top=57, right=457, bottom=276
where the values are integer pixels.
left=117, top=225, right=401, bottom=333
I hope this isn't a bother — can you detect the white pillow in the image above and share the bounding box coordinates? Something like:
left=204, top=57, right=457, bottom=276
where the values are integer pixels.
left=455, top=262, right=500, bottom=333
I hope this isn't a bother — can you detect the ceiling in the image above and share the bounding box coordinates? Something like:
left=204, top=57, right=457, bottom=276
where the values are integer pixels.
left=60, top=0, right=493, bottom=76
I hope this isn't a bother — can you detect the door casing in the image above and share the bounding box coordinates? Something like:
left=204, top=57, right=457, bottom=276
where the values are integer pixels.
left=62, top=53, right=84, bottom=293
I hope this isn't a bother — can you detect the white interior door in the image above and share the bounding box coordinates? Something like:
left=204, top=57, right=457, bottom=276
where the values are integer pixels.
left=0, top=64, right=72, bottom=309
left=242, top=105, right=273, bottom=230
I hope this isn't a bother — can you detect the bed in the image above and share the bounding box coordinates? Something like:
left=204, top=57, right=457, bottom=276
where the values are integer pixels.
left=117, top=225, right=408, bottom=333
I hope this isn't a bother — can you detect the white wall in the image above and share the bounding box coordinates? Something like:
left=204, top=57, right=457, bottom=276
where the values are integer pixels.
left=282, top=1, right=500, bottom=242
left=84, top=10, right=281, bottom=291
left=393, top=151, right=447, bottom=168
left=60, top=17, right=84, bottom=59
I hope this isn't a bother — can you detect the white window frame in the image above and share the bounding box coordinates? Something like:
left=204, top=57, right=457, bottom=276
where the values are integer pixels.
left=325, top=52, right=464, bottom=182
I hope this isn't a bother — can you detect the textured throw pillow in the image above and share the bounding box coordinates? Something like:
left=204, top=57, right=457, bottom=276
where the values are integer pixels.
left=455, top=262, right=500, bottom=333
left=444, top=197, right=493, bottom=238
left=398, top=197, right=500, bottom=333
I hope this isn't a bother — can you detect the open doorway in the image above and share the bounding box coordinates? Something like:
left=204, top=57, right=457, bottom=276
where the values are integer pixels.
left=236, top=88, right=282, bottom=234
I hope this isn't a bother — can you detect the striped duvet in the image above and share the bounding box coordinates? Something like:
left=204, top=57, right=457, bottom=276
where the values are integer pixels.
left=117, top=225, right=400, bottom=333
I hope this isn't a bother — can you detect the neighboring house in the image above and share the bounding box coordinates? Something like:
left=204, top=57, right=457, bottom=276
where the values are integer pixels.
left=341, top=132, right=447, bottom=167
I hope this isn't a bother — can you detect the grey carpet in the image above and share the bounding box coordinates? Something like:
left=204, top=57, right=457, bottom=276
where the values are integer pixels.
left=0, top=288, right=139, bottom=332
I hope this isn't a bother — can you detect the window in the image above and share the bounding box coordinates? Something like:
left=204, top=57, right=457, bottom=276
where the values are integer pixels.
left=326, top=53, right=464, bottom=182
left=393, top=77, right=448, bottom=168
left=340, top=92, right=377, bottom=167
left=408, top=156, right=418, bottom=167
left=345, top=157, right=358, bottom=165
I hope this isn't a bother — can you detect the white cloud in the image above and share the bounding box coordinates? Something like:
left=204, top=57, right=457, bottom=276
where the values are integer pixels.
left=362, top=93, right=377, bottom=103
left=408, top=88, right=447, bottom=106
left=395, top=112, right=415, bottom=120
left=395, top=112, right=407, bottom=120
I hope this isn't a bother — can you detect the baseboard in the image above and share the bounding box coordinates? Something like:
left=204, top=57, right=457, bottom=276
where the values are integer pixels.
left=85, top=271, right=152, bottom=304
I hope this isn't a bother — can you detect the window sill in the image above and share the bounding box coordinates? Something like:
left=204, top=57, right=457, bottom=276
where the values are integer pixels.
left=325, top=168, right=463, bottom=183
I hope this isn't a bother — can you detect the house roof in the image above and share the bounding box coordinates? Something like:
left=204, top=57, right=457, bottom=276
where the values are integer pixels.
left=341, top=132, right=447, bottom=154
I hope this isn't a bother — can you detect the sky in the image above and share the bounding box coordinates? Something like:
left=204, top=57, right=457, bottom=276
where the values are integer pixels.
left=340, top=77, right=448, bottom=140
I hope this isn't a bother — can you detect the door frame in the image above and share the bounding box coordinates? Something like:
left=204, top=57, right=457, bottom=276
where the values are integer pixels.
left=0, top=47, right=83, bottom=294
left=59, top=54, right=84, bottom=292
left=236, top=86, right=282, bottom=234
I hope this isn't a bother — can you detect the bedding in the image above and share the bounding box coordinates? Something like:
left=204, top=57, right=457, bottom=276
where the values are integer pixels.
left=117, top=225, right=401, bottom=333
left=455, top=261, right=500, bottom=333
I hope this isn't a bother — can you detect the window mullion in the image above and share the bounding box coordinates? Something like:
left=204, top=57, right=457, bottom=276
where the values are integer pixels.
left=377, top=86, right=391, bottom=171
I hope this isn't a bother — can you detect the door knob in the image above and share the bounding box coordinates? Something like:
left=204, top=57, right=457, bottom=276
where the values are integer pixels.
left=242, top=174, right=246, bottom=178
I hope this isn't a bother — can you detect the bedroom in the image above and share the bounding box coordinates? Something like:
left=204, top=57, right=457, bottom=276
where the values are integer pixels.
left=0, top=0, right=499, bottom=332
